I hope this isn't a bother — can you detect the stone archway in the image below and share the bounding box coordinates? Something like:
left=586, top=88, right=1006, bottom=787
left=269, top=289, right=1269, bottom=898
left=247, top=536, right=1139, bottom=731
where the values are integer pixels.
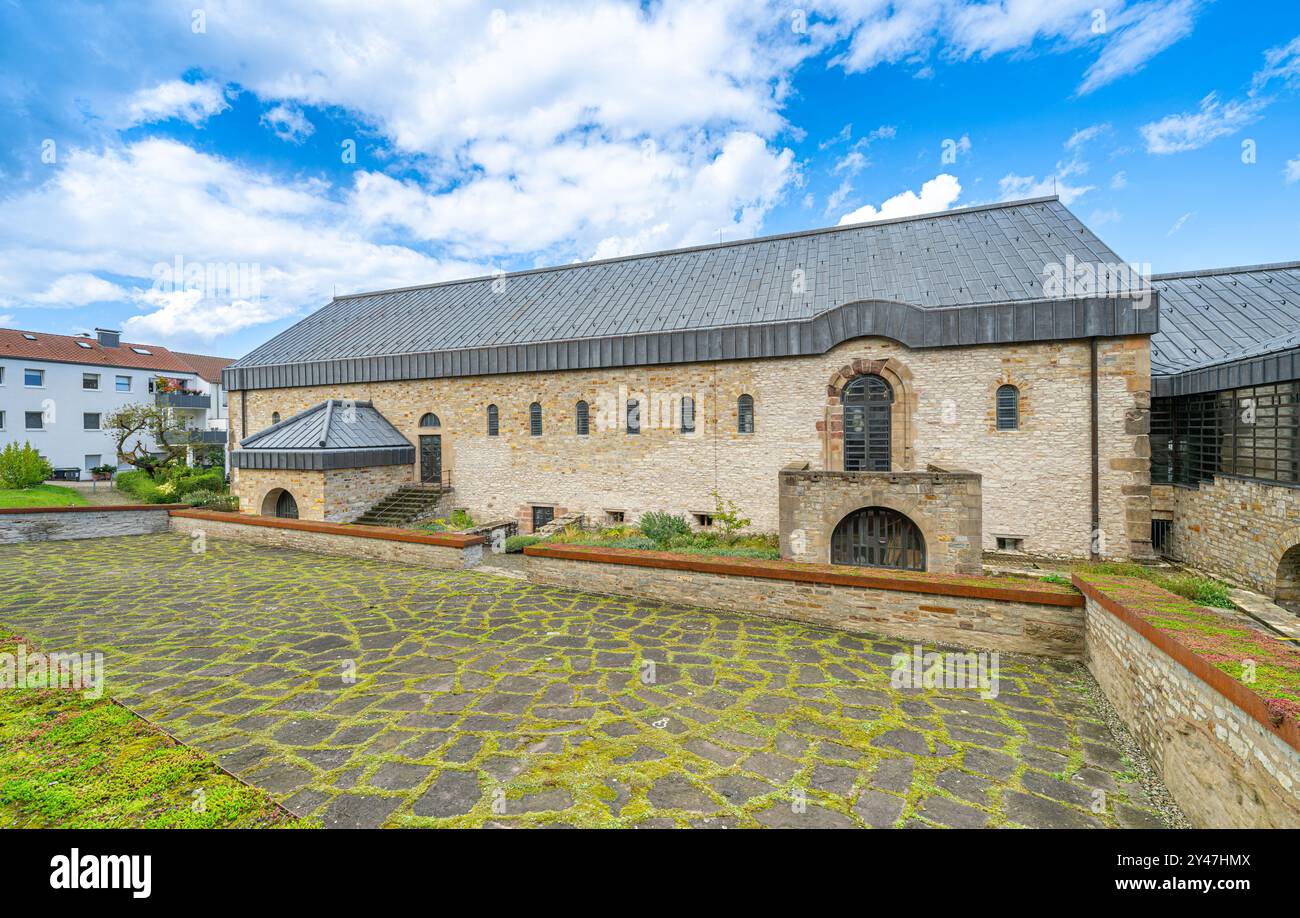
left=823, top=357, right=916, bottom=472
left=831, top=505, right=927, bottom=570
left=261, top=487, right=299, bottom=519
left=1277, top=543, right=1300, bottom=613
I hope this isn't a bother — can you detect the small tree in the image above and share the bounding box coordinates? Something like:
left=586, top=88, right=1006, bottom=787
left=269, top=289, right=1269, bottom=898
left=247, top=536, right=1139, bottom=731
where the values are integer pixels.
left=0, top=441, right=53, bottom=489
left=710, top=490, right=752, bottom=538
left=103, top=403, right=194, bottom=477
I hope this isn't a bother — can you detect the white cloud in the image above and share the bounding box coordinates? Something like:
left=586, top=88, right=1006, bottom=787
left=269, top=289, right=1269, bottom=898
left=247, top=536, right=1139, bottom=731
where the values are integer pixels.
left=998, top=172, right=1095, bottom=205
left=0, top=139, right=481, bottom=342
left=818, top=0, right=1203, bottom=94
left=1251, top=33, right=1300, bottom=93
left=1110, top=170, right=1128, bottom=189
left=1066, top=123, right=1111, bottom=151
left=1285, top=155, right=1300, bottom=184
left=1087, top=208, right=1122, bottom=226
left=836, top=173, right=961, bottom=225
left=1140, top=92, right=1263, bottom=154
left=123, top=79, right=230, bottom=127
left=1167, top=211, right=1194, bottom=235
left=1077, top=0, right=1199, bottom=95
left=260, top=104, right=315, bottom=143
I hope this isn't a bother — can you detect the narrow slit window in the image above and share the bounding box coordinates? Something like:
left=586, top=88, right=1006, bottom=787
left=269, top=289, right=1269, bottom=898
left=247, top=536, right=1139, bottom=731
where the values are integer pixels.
left=737, top=394, right=754, bottom=434
left=680, top=396, right=695, bottom=433
left=996, top=385, right=1020, bottom=430
left=627, top=399, right=640, bottom=435
left=529, top=402, right=542, bottom=436
left=487, top=404, right=499, bottom=437
left=575, top=400, right=589, bottom=435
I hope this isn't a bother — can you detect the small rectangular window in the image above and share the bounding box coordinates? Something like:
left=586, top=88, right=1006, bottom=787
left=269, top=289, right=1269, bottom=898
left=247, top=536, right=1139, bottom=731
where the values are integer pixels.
left=0, top=410, right=5, bottom=429
left=0, top=367, right=5, bottom=384
left=694, top=512, right=714, bottom=528
left=1151, top=519, right=1171, bottom=553
left=83, top=412, right=101, bottom=431
left=116, top=375, right=131, bottom=392
left=25, top=411, right=44, bottom=430
left=82, top=373, right=100, bottom=390
left=531, top=505, right=555, bottom=531
left=681, top=396, right=695, bottom=433
left=85, top=454, right=101, bottom=470
left=626, top=399, right=640, bottom=435
left=24, top=368, right=44, bottom=387
left=606, top=510, right=625, bottom=524
left=995, top=537, right=1024, bottom=552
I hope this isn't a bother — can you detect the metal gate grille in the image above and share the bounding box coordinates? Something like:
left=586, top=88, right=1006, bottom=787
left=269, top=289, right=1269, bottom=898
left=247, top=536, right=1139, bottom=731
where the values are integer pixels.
left=275, top=490, right=299, bottom=520
left=843, top=375, right=892, bottom=471
left=831, top=506, right=925, bottom=571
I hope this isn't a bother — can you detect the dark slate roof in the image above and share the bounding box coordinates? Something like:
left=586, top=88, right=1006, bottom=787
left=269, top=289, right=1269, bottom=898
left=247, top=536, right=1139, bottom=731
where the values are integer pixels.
left=225, top=197, right=1157, bottom=391
left=240, top=400, right=411, bottom=450
left=232, top=400, right=415, bottom=471
left=1150, top=261, right=1300, bottom=397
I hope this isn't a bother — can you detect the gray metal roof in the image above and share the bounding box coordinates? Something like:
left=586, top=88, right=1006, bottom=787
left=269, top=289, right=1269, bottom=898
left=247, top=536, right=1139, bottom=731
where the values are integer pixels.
left=233, top=400, right=415, bottom=470
left=225, top=197, right=1156, bottom=391
left=1150, top=261, right=1300, bottom=397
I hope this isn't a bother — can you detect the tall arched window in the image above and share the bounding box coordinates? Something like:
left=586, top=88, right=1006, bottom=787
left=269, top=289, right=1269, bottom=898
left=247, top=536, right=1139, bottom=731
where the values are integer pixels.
left=529, top=402, right=542, bottom=436
left=737, top=394, right=754, bottom=434
left=487, top=404, right=499, bottom=436
left=680, top=396, right=695, bottom=433
left=271, top=412, right=281, bottom=425
left=419, top=412, right=440, bottom=428
left=996, top=384, right=1020, bottom=430
left=626, top=399, right=640, bottom=435
left=844, top=375, right=893, bottom=471
left=575, top=400, right=589, bottom=435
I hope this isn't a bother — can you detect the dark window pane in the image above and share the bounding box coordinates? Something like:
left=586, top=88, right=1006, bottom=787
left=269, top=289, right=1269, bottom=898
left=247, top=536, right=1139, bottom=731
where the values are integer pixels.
left=576, top=400, right=589, bottom=435
left=738, top=394, right=754, bottom=434
left=627, top=399, right=640, bottom=434
left=996, top=385, right=1019, bottom=430
left=487, top=404, right=499, bottom=436
left=681, top=396, right=695, bottom=433
left=529, top=402, right=542, bottom=436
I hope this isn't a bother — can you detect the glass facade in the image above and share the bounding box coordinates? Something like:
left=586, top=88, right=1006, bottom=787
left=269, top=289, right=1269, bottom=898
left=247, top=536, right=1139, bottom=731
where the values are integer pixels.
left=1152, top=381, right=1300, bottom=486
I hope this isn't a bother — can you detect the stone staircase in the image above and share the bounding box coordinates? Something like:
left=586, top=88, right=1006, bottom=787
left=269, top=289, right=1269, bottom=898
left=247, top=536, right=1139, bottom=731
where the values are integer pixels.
left=354, top=485, right=447, bottom=528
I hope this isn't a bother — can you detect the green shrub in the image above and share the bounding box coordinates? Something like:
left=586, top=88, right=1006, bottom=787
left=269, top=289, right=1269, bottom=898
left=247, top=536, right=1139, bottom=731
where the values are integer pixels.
left=604, top=536, right=659, bottom=551
left=113, top=469, right=151, bottom=495
left=175, top=470, right=224, bottom=496
left=0, top=442, right=53, bottom=490
left=182, top=488, right=219, bottom=507
left=504, top=535, right=543, bottom=553
left=1078, top=561, right=1235, bottom=610
left=638, top=511, right=691, bottom=545
left=200, top=494, right=239, bottom=513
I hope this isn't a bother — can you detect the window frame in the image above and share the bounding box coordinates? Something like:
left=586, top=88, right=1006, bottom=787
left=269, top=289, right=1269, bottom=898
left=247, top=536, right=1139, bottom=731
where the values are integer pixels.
left=115, top=375, right=131, bottom=392
left=626, top=399, right=640, bottom=435
left=82, top=372, right=101, bottom=391
left=995, top=384, right=1020, bottom=431
left=24, top=368, right=44, bottom=388
left=24, top=410, right=44, bottom=431
left=575, top=400, right=589, bottom=436
left=680, top=396, right=695, bottom=434
left=83, top=412, right=101, bottom=431
left=529, top=402, right=542, bottom=436
left=487, top=404, right=499, bottom=437
left=737, top=394, right=755, bottom=434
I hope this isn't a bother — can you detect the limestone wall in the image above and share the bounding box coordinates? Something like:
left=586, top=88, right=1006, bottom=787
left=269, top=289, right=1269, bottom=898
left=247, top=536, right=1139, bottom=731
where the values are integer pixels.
left=1164, top=475, right=1300, bottom=597
left=168, top=511, right=482, bottom=570
left=1081, top=586, right=1300, bottom=827
left=0, top=506, right=176, bottom=543
left=324, top=465, right=414, bottom=523
left=525, top=547, right=1085, bottom=658
left=230, top=334, right=1151, bottom=559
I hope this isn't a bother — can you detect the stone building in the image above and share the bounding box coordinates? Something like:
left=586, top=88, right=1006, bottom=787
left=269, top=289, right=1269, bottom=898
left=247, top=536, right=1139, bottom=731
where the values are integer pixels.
left=219, top=196, right=1296, bottom=588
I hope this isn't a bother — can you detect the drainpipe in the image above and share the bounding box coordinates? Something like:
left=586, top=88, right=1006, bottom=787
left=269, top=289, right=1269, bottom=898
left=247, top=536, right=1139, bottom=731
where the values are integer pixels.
left=240, top=389, right=247, bottom=439
left=1090, top=337, right=1101, bottom=561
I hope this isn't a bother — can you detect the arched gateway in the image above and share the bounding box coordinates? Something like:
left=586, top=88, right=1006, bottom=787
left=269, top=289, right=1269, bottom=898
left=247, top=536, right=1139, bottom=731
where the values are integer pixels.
left=831, top=506, right=926, bottom=571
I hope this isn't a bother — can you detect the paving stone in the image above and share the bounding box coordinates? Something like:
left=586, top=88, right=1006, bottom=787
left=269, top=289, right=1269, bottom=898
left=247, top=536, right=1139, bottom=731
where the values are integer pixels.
left=247, top=760, right=312, bottom=794
left=810, top=763, right=860, bottom=796
left=869, top=757, right=914, bottom=793
left=1115, top=804, right=1166, bottom=829
left=1004, top=792, right=1104, bottom=829
left=371, top=762, right=435, bottom=791
left=934, top=769, right=992, bottom=804
left=321, top=793, right=402, bottom=829
left=511, top=788, right=574, bottom=813
left=647, top=774, right=718, bottom=812
left=919, top=795, right=989, bottom=828
left=871, top=728, right=931, bottom=756
left=411, top=770, right=482, bottom=818
left=743, top=752, right=801, bottom=783
left=852, top=789, right=904, bottom=827
left=709, top=774, right=774, bottom=805
left=684, top=739, right=744, bottom=767
left=753, top=802, right=856, bottom=828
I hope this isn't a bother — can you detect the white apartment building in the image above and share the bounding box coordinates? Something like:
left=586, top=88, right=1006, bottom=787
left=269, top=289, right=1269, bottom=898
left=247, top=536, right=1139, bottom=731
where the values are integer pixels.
left=0, top=326, right=232, bottom=476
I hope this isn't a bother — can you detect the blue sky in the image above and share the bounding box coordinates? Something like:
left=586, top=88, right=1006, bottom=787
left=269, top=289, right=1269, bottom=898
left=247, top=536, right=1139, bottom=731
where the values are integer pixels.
left=0, top=0, right=1297, bottom=360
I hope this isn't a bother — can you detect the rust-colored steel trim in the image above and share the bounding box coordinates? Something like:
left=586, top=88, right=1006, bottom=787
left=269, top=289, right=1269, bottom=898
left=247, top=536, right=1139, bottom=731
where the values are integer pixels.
left=169, top=508, right=484, bottom=548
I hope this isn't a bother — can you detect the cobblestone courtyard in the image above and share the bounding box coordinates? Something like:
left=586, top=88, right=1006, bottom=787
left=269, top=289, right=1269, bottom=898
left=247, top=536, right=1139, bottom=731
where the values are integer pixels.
left=0, top=534, right=1171, bottom=828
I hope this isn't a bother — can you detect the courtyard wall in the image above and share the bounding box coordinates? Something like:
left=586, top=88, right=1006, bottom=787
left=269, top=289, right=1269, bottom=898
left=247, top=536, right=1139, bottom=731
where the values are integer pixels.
left=0, top=504, right=183, bottom=543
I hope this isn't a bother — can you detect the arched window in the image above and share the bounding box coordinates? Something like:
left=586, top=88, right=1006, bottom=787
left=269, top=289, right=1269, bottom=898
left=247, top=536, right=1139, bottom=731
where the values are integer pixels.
left=575, top=400, right=589, bottom=435
left=996, top=384, right=1020, bottom=430
left=487, top=404, right=499, bottom=437
left=844, top=375, right=893, bottom=471
left=419, top=412, right=440, bottom=428
left=271, top=412, right=281, bottom=425
left=680, top=396, right=695, bottom=434
left=529, top=402, right=542, bottom=436
left=832, top=506, right=925, bottom=571
left=737, top=394, right=754, bottom=434
left=626, top=399, right=640, bottom=435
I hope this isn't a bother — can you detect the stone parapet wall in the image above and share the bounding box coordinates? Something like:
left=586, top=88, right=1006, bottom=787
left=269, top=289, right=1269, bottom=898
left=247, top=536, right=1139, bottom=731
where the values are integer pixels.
left=233, top=464, right=417, bottom=523
left=778, top=466, right=981, bottom=573
left=0, top=504, right=184, bottom=544
left=169, top=509, right=483, bottom=569
left=525, top=544, right=1085, bottom=657
left=232, top=334, right=1150, bottom=559
left=1164, top=475, right=1300, bottom=596
left=324, top=464, right=415, bottom=523
left=1077, top=575, right=1300, bottom=828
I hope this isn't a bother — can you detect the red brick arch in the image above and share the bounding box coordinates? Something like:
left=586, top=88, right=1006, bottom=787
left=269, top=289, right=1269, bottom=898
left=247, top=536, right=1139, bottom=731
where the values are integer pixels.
left=822, top=356, right=916, bottom=471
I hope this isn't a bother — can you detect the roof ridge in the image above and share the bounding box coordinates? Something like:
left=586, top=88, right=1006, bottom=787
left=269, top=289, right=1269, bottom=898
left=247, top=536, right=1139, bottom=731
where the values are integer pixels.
left=1152, top=259, right=1300, bottom=280
left=331, top=195, right=1064, bottom=303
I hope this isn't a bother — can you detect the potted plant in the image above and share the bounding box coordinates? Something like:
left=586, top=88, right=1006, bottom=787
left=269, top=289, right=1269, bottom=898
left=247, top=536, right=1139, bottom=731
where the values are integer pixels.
left=90, top=463, right=117, bottom=481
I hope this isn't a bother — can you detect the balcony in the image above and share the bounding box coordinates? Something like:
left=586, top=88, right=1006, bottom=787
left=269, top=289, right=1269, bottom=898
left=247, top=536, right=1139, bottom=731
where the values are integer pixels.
left=184, top=429, right=228, bottom=445
left=156, top=392, right=211, bottom=409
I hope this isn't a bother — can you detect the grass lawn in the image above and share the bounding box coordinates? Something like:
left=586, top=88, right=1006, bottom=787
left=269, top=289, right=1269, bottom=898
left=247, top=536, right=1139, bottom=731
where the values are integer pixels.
left=0, top=484, right=87, bottom=509
left=0, top=630, right=310, bottom=828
